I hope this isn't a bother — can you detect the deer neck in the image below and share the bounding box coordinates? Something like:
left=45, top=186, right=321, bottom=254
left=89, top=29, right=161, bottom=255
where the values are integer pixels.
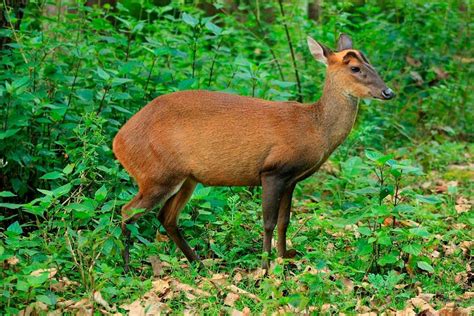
left=314, top=73, right=359, bottom=150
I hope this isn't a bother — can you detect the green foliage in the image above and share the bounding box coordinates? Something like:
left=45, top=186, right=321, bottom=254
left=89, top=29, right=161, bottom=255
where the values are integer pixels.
left=0, top=0, right=472, bottom=314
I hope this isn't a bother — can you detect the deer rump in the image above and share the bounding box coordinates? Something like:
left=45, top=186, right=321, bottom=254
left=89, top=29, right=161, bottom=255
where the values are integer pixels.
left=113, top=90, right=325, bottom=188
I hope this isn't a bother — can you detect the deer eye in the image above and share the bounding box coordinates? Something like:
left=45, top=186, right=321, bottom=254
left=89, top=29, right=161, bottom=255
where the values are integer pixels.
left=351, top=66, right=361, bottom=73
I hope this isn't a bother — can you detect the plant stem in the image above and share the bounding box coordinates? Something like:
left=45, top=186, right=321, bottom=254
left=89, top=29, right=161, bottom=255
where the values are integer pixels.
left=277, top=0, right=302, bottom=102
left=97, top=87, right=109, bottom=114
left=207, top=38, right=222, bottom=87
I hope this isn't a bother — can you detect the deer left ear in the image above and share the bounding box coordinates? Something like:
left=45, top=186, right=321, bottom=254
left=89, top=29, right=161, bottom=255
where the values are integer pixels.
left=337, top=34, right=353, bottom=51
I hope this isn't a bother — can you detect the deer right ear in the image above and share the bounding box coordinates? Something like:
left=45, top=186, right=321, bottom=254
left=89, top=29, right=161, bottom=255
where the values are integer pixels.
left=307, top=36, right=332, bottom=66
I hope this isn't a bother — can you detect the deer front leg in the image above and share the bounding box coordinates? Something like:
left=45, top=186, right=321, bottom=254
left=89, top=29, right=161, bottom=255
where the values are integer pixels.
left=261, top=173, right=290, bottom=270
left=277, top=183, right=297, bottom=259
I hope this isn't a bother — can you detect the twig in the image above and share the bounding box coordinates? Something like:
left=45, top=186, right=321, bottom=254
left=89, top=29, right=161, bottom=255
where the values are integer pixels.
left=277, top=0, right=302, bottom=102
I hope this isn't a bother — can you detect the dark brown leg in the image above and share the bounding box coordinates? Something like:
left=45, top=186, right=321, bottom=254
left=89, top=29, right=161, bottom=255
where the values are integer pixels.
left=121, top=184, right=179, bottom=272
left=277, top=184, right=296, bottom=258
left=261, top=173, right=289, bottom=269
left=158, top=179, right=199, bottom=262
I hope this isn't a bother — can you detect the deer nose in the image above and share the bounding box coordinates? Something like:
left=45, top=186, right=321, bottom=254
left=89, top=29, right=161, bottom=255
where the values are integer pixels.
left=382, top=88, right=395, bottom=100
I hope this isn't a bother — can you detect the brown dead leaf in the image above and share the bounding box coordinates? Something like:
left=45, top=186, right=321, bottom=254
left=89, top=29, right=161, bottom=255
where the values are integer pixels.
left=455, top=271, right=468, bottom=284
left=433, top=66, right=449, bottom=80
left=224, top=292, right=240, bottom=307
left=231, top=307, right=251, bottom=316
left=455, top=196, right=471, bottom=214
left=358, top=313, right=377, bottom=316
left=395, top=306, right=416, bottom=316
left=210, top=273, right=228, bottom=286
left=406, top=56, right=422, bottom=67
left=152, top=278, right=170, bottom=295
left=93, top=291, right=115, bottom=312
left=410, top=71, right=424, bottom=85
left=6, top=256, right=19, bottom=266
left=155, top=232, right=169, bottom=242
left=18, top=302, right=48, bottom=316
left=439, top=302, right=473, bottom=316
left=409, top=297, right=436, bottom=315
left=342, top=278, right=354, bottom=294
left=233, top=272, right=243, bottom=283
left=459, top=241, right=472, bottom=256
left=30, top=268, right=57, bottom=279
left=149, top=256, right=164, bottom=277
left=249, top=267, right=266, bottom=280
left=171, top=279, right=211, bottom=298
left=51, top=277, right=79, bottom=292
left=462, top=292, right=474, bottom=299
left=227, top=284, right=261, bottom=302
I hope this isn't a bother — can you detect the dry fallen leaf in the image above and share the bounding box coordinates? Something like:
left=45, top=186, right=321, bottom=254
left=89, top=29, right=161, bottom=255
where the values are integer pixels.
left=455, top=196, right=471, bottom=214
left=93, top=291, right=115, bottom=312
left=6, top=256, right=19, bottom=266
left=210, top=273, right=228, bottom=286
left=224, top=292, right=240, bottom=307
left=149, top=256, right=164, bottom=277
left=30, top=268, right=58, bottom=279
left=406, top=56, right=422, bottom=67
left=227, top=284, right=261, bottom=302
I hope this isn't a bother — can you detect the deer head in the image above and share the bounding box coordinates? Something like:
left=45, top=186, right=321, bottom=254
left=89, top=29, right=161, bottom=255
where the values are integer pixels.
left=307, top=34, right=395, bottom=100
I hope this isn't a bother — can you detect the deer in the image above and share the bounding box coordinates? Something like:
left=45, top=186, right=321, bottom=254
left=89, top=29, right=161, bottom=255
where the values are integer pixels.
left=113, top=34, right=395, bottom=272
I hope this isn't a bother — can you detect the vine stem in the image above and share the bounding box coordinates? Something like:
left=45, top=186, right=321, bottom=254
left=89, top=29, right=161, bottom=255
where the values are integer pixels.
left=277, top=0, right=303, bottom=102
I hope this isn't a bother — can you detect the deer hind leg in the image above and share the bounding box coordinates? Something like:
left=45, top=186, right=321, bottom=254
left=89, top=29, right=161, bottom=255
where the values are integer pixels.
left=277, top=184, right=297, bottom=259
left=121, top=180, right=185, bottom=272
left=158, top=178, right=199, bottom=262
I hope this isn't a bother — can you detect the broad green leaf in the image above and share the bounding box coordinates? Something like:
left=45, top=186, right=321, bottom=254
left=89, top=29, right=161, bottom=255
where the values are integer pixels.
left=415, top=195, right=442, bottom=204
left=63, top=164, right=74, bottom=175
left=358, top=226, right=372, bottom=236
left=0, top=128, right=20, bottom=140
left=52, top=183, right=72, bottom=197
left=378, top=253, right=398, bottom=266
left=417, top=261, right=434, bottom=273
left=95, top=185, right=108, bottom=202
left=402, top=243, right=422, bottom=256
left=0, top=203, right=22, bottom=209
left=97, top=67, right=111, bottom=81
left=40, top=171, right=63, bottom=180
left=394, top=204, right=414, bottom=213
left=205, top=21, right=222, bottom=35
left=0, top=191, right=16, bottom=197
left=7, top=221, right=23, bottom=235
left=409, top=227, right=431, bottom=238
left=182, top=13, right=199, bottom=27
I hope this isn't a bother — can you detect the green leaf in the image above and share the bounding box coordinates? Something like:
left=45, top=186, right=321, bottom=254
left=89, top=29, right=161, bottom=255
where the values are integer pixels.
left=76, top=89, right=94, bottom=102
left=63, top=164, right=74, bottom=175
left=358, top=226, right=372, bottom=236
left=409, top=227, right=431, bottom=238
left=52, top=183, right=72, bottom=197
left=417, top=261, right=434, bottom=273
left=378, top=253, right=398, bottom=266
left=402, top=243, right=422, bottom=256
left=7, top=221, right=23, bottom=235
left=94, top=185, right=108, bottom=202
left=182, top=13, right=199, bottom=27
left=97, top=67, right=111, bottom=81
left=415, top=195, right=442, bottom=204
left=0, top=191, right=16, bottom=197
left=205, top=21, right=222, bottom=35
left=394, top=204, right=414, bottom=213
left=0, top=128, right=20, bottom=140
left=0, top=203, right=22, bottom=209
left=40, top=171, right=63, bottom=180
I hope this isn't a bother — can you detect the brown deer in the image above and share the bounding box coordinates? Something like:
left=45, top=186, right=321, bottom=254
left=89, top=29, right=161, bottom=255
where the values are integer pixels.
left=113, top=34, right=395, bottom=271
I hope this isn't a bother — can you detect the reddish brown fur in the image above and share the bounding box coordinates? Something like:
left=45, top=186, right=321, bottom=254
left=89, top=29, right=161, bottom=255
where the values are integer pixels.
left=114, top=35, right=392, bottom=270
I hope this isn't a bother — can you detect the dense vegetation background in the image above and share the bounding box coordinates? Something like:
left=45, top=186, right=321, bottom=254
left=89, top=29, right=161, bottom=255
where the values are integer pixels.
left=0, top=0, right=472, bottom=314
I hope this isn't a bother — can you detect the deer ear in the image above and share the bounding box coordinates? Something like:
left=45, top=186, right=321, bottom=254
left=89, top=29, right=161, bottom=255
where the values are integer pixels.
left=337, top=34, right=353, bottom=51
left=307, top=36, right=332, bottom=66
